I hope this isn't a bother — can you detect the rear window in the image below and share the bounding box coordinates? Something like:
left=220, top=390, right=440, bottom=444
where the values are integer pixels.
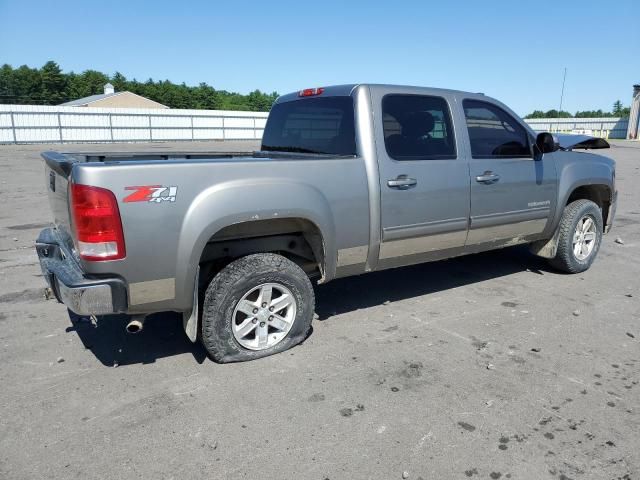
left=382, top=94, right=456, bottom=160
left=261, top=96, right=356, bottom=155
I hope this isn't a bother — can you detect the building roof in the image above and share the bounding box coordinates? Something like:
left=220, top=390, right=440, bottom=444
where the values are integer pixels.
left=60, top=90, right=168, bottom=108
left=60, top=92, right=123, bottom=106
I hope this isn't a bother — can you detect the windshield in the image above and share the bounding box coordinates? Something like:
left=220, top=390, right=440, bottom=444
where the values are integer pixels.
left=261, top=96, right=357, bottom=155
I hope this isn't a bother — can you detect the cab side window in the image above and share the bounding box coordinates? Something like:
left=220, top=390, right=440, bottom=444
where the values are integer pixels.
left=463, top=99, right=531, bottom=158
left=382, top=95, right=456, bottom=160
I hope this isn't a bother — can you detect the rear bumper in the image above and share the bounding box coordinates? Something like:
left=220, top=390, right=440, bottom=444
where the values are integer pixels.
left=36, top=228, right=128, bottom=316
left=605, top=190, right=618, bottom=234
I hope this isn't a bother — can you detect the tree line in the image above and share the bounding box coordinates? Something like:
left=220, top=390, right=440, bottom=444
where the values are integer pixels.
left=524, top=100, right=631, bottom=119
left=0, top=61, right=279, bottom=111
left=0, top=61, right=633, bottom=117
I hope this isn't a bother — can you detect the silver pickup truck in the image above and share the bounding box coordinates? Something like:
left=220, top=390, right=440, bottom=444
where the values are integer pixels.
left=37, top=84, right=617, bottom=362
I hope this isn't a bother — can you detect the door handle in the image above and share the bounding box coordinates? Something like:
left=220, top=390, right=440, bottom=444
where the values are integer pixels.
left=475, top=171, right=500, bottom=184
left=387, top=175, right=417, bottom=189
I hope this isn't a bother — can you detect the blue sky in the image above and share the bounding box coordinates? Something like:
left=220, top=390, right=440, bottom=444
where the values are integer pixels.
left=0, top=0, right=637, bottom=115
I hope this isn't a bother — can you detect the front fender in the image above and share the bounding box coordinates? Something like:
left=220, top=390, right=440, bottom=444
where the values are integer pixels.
left=173, top=178, right=336, bottom=310
left=548, top=152, right=615, bottom=234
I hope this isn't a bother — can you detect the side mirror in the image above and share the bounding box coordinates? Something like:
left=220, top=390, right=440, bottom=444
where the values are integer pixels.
left=535, top=132, right=559, bottom=154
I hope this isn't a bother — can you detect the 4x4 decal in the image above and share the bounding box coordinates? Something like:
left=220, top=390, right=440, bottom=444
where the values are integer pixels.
left=123, top=185, right=178, bottom=203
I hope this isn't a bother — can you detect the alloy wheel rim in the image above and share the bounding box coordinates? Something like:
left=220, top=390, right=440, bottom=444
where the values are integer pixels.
left=572, top=215, right=597, bottom=261
left=232, top=283, right=297, bottom=350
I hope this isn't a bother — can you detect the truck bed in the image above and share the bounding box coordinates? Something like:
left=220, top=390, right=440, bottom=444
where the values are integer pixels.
left=41, top=148, right=371, bottom=312
left=42, top=150, right=357, bottom=176
left=42, top=150, right=257, bottom=175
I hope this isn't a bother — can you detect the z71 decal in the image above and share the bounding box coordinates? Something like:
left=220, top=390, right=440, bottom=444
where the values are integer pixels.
left=123, top=185, right=178, bottom=203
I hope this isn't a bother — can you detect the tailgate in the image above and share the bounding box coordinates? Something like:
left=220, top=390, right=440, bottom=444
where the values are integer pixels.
left=41, top=151, right=77, bottom=245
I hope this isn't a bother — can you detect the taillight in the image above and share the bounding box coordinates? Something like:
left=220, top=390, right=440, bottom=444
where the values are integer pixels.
left=298, top=87, right=325, bottom=97
left=70, top=183, right=126, bottom=261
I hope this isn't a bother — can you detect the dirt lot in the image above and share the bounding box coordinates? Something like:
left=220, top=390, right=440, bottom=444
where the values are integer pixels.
left=0, top=141, right=638, bottom=480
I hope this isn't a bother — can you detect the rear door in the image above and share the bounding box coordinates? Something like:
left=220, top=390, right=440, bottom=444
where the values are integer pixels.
left=371, top=90, right=470, bottom=268
left=460, top=98, right=557, bottom=246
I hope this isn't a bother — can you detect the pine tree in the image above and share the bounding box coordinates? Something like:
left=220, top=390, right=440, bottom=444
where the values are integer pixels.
left=0, top=61, right=279, bottom=109
left=13, top=65, right=43, bottom=104
left=612, top=100, right=623, bottom=116
left=40, top=61, right=66, bottom=104
left=111, top=72, right=128, bottom=93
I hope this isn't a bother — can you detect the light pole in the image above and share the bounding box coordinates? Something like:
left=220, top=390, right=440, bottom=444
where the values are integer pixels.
left=559, top=67, right=567, bottom=114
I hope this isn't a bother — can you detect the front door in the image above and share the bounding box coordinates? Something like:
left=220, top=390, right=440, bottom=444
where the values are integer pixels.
left=460, top=99, right=557, bottom=246
left=372, top=91, right=470, bottom=269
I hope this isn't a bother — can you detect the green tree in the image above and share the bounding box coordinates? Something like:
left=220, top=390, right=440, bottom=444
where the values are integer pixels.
left=540, top=109, right=571, bottom=118
left=192, top=83, right=220, bottom=109
left=40, top=61, right=66, bottom=104
left=67, top=69, right=110, bottom=99
left=0, top=64, right=15, bottom=101
left=575, top=109, right=611, bottom=118
left=524, top=110, right=546, bottom=119
left=0, top=61, right=278, bottom=110
left=10, top=65, right=43, bottom=103
left=247, top=89, right=273, bottom=111
left=111, top=71, right=128, bottom=92
left=612, top=100, right=623, bottom=116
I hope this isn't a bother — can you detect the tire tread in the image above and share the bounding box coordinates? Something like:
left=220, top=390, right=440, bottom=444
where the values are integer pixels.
left=201, top=253, right=314, bottom=363
left=549, top=199, right=603, bottom=273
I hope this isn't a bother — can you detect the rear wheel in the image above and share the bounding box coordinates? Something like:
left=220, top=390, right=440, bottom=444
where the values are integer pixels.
left=549, top=199, right=603, bottom=273
left=201, top=253, right=314, bottom=363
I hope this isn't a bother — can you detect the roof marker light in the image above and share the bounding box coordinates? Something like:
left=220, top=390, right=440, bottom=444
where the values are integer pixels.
left=298, top=87, right=325, bottom=97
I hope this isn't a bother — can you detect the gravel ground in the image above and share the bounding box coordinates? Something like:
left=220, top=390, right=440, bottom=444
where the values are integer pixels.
left=0, top=140, right=638, bottom=480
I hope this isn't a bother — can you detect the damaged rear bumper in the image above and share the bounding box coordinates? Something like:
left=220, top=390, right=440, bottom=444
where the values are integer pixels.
left=36, top=228, right=128, bottom=316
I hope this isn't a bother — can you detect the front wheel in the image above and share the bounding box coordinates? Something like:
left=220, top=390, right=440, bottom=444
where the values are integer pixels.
left=201, top=253, right=315, bottom=363
left=548, top=199, right=603, bottom=273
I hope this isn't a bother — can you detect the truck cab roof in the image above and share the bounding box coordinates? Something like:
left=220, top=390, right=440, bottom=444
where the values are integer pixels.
left=274, top=83, right=492, bottom=104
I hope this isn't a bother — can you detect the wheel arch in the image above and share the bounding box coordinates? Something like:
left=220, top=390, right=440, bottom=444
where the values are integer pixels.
left=531, top=191, right=607, bottom=260
left=174, top=180, right=336, bottom=311
left=565, top=184, right=612, bottom=229
left=552, top=154, right=615, bottom=235
left=197, top=217, right=327, bottom=283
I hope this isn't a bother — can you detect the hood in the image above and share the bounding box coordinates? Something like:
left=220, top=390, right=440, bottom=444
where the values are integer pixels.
left=555, top=134, right=610, bottom=150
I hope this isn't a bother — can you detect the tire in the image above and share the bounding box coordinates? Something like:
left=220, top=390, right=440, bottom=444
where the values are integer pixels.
left=548, top=199, right=603, bottom=273
left=201, top=253, right=315, bottom=363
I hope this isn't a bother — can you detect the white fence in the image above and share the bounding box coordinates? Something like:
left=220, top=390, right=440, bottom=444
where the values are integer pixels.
left=524, top=117, right=629, bottom=139
left=0, top=104, right=632, bottom=144
left=0, top=104, right=269, bottom=144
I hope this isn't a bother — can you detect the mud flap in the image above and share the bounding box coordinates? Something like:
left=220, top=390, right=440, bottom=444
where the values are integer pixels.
left=529, top=227, right=561, bottom=259
left=182, top=266, right=199, bottom=343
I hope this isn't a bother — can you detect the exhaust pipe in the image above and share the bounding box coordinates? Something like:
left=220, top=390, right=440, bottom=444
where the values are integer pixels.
left=126, top=315, right=145, bottom=334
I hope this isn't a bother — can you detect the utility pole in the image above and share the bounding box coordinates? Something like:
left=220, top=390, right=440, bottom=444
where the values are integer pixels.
left=559, top=67, right=567, bottom=114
